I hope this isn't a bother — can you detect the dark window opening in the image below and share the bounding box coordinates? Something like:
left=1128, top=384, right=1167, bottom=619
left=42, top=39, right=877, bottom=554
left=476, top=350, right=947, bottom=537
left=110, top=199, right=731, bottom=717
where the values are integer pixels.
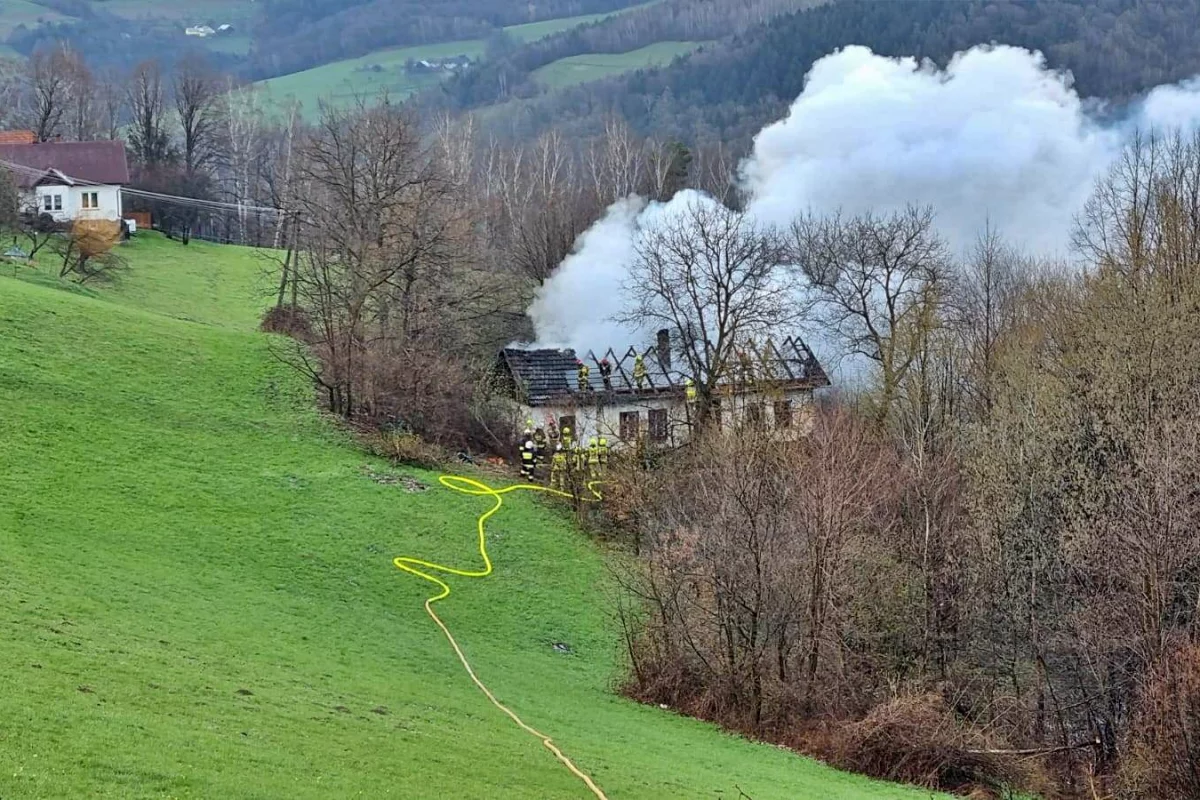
left=648, top=408, right=668, bottom=442
left=620, top=411, right=640, bottom=442
left=774, top=400, right=793, bottom=429
left=746, top=401, right=764, bottom=427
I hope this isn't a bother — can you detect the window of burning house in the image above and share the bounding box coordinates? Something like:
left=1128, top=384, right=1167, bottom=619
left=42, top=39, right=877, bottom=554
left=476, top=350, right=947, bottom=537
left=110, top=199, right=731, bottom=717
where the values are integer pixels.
left=559, top=415, right=576, bottom=438
left=745, top=401, right=765, bottom=428
left=620, top=411, right=640, bottom=441
left=774, top=399, right=793, bottom=429
left=648, top=408, right=668, bottom=442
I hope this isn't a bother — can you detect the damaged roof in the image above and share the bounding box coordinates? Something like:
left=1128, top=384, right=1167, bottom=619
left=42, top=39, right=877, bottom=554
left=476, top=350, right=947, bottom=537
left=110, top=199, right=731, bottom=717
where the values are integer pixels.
left=499, top=336, right=830, bottom=407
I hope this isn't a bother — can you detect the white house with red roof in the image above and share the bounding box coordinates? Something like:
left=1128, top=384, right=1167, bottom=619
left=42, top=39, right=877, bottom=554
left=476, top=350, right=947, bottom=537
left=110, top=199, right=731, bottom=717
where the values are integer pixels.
left=0, top=138, right=131, bottom=223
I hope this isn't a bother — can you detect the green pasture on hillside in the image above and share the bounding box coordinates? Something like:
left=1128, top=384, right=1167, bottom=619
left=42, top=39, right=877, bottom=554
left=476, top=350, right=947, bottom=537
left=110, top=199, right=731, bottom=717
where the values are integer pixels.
left=0, top=233, right=944, bottom=798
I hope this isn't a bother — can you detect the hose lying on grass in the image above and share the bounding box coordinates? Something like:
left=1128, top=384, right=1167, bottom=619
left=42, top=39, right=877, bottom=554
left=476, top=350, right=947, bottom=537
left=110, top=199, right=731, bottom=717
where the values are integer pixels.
left=393, top=475, right=607, bottom=800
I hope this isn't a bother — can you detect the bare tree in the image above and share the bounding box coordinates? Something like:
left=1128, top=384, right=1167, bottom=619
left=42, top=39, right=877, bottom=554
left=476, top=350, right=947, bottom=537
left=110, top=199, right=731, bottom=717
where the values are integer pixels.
left=621, top=198, right=795, bottom=424
left=587, top=116, right=646, bottom=204
left=96, top=67, right=126, bottom=141
left=173, top=54, right=221, bottom=176
left=485, top=130, right=597, bottom=286
left=23, top=47, right=72, bottom=141
left=282, top=100, right=477, bottom=428
left=791, top=205, right=950, bottom=426
left=127, top=60, right=174, bottom=168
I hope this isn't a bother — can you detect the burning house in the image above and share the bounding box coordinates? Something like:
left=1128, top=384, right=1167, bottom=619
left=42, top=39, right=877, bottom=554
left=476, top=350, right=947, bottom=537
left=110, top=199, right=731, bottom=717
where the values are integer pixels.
left=496, top=329, right=830, bottom=449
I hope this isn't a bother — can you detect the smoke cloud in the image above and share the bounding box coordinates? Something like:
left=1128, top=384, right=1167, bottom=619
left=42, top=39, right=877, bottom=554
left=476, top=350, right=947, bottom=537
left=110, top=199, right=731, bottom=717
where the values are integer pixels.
left=528, top=44, right=1200, bottom=357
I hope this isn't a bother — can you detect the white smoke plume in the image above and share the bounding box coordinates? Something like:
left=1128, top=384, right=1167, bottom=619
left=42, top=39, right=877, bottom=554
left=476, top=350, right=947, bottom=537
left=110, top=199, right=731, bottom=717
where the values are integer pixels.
left=528, top=44, right=1200, bottom=356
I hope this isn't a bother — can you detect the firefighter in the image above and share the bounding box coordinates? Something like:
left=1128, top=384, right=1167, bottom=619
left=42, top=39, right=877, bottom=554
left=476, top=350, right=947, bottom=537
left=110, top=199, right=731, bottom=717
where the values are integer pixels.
left=685, top=378, right=697, bottom=403
left=520, top=440, right=537, bottom=482
left=633, top=353, right=647, bottom=389
left=597, top=436, right=609, bottom=471
left=547, top=419, right=560, bottom=450
left=572, top=439, right=587, bottom=478
left=576, top=359, right=591, bottom=391
left=599, top=358, right=613, bottom=390
left=533, top=426, right=548, bottom=466
left=587, top=436, right=601, bottom=479
left=550, top=444, right=568, bottom=490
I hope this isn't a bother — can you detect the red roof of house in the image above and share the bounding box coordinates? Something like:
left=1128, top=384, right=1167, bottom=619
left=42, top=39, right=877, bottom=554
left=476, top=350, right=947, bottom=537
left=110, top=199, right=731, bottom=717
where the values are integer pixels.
left=0, top=141, right=131, bottom=188
left=0, top=130, right=36, bottom=145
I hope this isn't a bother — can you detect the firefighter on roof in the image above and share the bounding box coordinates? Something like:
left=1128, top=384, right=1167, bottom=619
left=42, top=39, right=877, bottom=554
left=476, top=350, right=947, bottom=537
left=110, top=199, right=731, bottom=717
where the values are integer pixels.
left=633, top=353, right=647, bottom=389
left=576, top=359, right=591, bottom=391
left=599, top=358, right=613, bottom=390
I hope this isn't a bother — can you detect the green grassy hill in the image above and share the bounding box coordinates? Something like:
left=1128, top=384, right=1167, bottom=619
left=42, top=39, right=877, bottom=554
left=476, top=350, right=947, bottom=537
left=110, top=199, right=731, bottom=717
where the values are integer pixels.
left=532, top=41, right=708, bottom=89
left=0, top=234, right=941, bottom=798
left=253, top=4, right=662, bottom=113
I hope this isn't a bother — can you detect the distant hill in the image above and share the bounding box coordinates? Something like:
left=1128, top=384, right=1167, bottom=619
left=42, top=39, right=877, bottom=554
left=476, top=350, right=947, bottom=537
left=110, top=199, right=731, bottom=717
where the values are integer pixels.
left=2, top=0, right=651, bottom=75
left=446, top=0, right=1200, bottom=145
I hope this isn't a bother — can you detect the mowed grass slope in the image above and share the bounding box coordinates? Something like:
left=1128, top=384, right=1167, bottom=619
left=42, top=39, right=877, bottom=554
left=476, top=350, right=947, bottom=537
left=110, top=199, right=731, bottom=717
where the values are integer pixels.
left=254, top=3, right=661, bottom=112
left=0, top=238, right=942, bottom=799
left=532, top=41, right=707, bottom=89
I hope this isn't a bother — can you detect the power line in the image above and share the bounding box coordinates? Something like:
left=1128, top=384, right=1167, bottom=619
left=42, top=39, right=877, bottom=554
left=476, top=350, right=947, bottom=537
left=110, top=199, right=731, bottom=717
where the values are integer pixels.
left=0, top=158, right=289, bottom=217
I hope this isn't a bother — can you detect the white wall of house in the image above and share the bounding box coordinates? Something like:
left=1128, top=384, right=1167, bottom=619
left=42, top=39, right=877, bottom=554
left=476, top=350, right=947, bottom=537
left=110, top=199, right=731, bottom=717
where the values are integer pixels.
left=517, top=388, right=816, bottom=449
left=27, top=184, right=122, bottom=222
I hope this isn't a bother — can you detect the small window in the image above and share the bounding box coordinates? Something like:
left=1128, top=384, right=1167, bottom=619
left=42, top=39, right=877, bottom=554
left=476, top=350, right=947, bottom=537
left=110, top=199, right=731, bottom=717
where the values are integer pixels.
left=746, top=401, right=764, bottom=428
left=43, top=195, right=52, bottom=211
left=648, top=408, right=668, bottom=442
left=774, top=400, right=793, bottom=429
left=619, top=411, right=640, bottom=442
left=82, top=192, right=99, bottom=209
left=53, top=194, right=62, bottom=211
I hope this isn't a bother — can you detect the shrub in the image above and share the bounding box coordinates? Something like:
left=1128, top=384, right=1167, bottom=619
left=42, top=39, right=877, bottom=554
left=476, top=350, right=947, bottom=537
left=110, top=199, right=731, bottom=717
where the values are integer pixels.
left=1120, top=644, right=1200, bottom=799
left=362, top=429, right=447, bottom=470
left=259, top=304, right=311, bottom=338
left=828, top=694, right=1031, bottom=795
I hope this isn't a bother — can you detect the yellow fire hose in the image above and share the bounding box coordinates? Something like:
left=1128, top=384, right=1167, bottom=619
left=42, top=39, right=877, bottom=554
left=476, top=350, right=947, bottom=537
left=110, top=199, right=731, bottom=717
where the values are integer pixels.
left=393, top=475, right=608, bottom=799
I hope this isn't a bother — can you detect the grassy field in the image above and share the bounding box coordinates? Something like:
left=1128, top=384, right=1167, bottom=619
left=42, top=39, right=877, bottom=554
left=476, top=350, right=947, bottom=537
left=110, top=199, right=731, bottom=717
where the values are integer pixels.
left=257, top=40, right=486, bottom=111
left=532, top=41, right=707, bottom=89
left=254, top=4, right=659, bottom=113
left=0, top=233, right=943, bottom=799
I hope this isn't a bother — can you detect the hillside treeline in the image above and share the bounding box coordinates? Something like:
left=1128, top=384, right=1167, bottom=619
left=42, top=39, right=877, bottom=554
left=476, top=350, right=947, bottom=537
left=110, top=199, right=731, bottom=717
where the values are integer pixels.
left=451, top=0, right=1200, bottom=146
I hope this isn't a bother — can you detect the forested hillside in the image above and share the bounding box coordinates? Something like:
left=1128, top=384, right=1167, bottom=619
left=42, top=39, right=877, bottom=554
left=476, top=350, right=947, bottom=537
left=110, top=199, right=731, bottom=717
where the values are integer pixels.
left=449, top=0, right=1200, bottom=144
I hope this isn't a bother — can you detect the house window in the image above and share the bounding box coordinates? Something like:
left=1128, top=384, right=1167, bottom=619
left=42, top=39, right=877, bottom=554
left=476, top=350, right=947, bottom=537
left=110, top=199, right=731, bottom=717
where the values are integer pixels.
left=648, top=408, right=668, bottom=442
left=558, top=415, right=576, bottom=441
left=774, top=399, right=793, bottom=429
left=746, top=401, right=764, bottom=428
left=81, top=192, right=99, bottom=209
left=619, top=411, right=640, bottom=442
left=42, top=195, right=52, bottom=211
left=53, top=194, right=62, bottom=211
